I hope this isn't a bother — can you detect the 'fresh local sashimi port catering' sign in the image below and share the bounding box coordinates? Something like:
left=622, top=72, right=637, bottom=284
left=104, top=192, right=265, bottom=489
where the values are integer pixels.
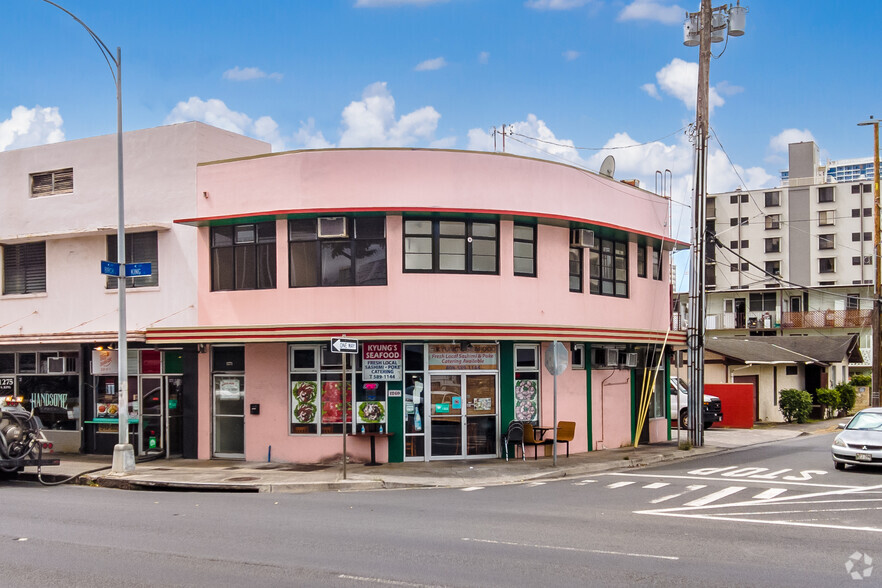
left=362, top=342, right=403, bottom=381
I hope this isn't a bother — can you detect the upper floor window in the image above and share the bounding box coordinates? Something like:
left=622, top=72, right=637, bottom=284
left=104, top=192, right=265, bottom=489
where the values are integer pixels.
left=2, top=242, right=46, bottom=295
left=289, top=217, right=386, bottom=287
left=637, top=246, right=647, bottom=278
left=513, top=224, right=537, bottom=277
left=589, top=238, right=628, bottom=297
left=765, top=260, right=781, bottom=276
left=852, top=184, right=872, bottom=194
left=847, top=293, right=860, bottom=310
left=764, top=191, right=780, bottom=207
left=818, top=234, right=835, bottom=250
left=706, top=197, right=716, bottom=218
left=729, top=193, right=748, bottom=204
left=569, top=247, right=582, bottom=293
left=818, top=186, right=834, bottom=203
left=764, top=237, right=780, bottom=253
left=651, top=245, right=662, bottom=281
left=30, top=168, right=73, bottom=197
left=749, top=292, right=776, bottom=312
left=210, top=222, right=276, bottom=291
left=819, top=257, right=835, bottom=274
left=818, top=211, right=835, bottom=226
left=403, top=218, right=498, bottom=274
left=106, top=232, right=159, bottom=289
left=765, top=214, right=781, bottom=230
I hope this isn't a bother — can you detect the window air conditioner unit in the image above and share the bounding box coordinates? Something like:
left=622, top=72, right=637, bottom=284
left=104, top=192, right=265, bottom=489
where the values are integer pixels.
left=317, top=217, right=348, bottom=238
left=570, top=228, right=595, bottom=248
left=47, top=357, right=66, bottom=374
left=623, top=352, right=638, bottom=368
left=605, top=348, right=619, bottom=367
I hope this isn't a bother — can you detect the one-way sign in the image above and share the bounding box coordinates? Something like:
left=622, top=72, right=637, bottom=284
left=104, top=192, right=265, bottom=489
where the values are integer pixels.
left=331, top=337, right=358, bottom=354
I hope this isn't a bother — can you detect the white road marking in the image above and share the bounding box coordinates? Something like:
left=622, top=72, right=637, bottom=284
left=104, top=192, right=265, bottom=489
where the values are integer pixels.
left=606, top=481, right=635, bottom=489
left=602, top=471, right=858, bottom=490
left=461, top=486, right=484, bottom=492
left=650, top=484, right=706, bottom=504
left=636, top=483, right=882, bottom=534
left=753, top=488, right=787, bottom=500
left=461, top=537, right=678, bottom=561
left=643, top=482, right=670, bottom=489
left=684, top=486, right=745, bottom=507
left=526, top=481, right=546, bottom=487
left=338, top=574, right=443, bottom=587
left=573, top=479, right=597, bottom=486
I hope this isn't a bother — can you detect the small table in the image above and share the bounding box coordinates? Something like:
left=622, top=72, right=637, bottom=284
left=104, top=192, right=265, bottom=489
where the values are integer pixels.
left=532, top=426, right=553, bottom=440
left=348, top=432, right=394, bottom=466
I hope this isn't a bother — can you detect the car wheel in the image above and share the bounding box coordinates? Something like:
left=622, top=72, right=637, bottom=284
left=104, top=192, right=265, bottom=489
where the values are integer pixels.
left=834, top=461, right=846, bottom=471
left=679, top=409, right=689, bottom=429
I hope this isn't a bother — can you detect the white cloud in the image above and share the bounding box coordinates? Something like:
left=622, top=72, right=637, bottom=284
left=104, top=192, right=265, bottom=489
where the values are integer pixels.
left=165, top=97, right=285, bottom=151
left=223, top=66, right=283, bottom=82
left=641, top=83, right=661, bottom=99
left=653, top=58, right=724, bottom=113
left=525, top=0, right=594, bottom=9
left=467, top=114, right=584, bottom=165
left=0, top=105, right=65, bottom=151
left=293, top=118, right=334, bottom=149
left=355, top=0, right=448, bottom=6
left=338, top=82, right=441, bottom=147
left=478, top=51, right=490, bottom=64
left=562, top=50, right=581, bottom=61
left=769, top=128, right=815, bottom=153
left=618, top=0, right=684, bottom=25
left=414, top=57, right=447, bottom=71
left=430, top=136, right=457, bottom=149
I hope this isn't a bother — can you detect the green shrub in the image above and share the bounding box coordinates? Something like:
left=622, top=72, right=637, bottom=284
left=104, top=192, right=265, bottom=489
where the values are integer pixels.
left=815, top=387, right=840, bottom=418
left=779, top=388, right=812, bottom=423
left=850, top=373, right=871, bottom=387
left=835, top=382, right=857, bottom=415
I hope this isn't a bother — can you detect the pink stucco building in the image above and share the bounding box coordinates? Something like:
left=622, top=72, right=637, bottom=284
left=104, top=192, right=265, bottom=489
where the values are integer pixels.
left=146, top=147, right=684, bottom=463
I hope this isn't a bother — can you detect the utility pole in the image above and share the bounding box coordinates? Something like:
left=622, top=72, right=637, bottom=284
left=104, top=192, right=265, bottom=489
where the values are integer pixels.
left=858, top=116, right=881, bottom=407
left=683, top=1, right=746, bottom=446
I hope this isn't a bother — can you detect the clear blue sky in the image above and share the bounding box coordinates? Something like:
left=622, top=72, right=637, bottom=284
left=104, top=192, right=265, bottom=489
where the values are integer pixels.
left=2, top=0, right=879, bottom=290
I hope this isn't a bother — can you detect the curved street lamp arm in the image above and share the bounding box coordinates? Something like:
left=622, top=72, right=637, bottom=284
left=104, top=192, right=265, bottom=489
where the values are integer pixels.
left=40, top=0, right=118, bottom=82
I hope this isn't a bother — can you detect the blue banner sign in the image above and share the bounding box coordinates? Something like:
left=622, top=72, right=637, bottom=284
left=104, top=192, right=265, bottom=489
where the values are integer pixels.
left=100, top=261, right=121, bottom=276
left=124, top=262, right=152, bottom=277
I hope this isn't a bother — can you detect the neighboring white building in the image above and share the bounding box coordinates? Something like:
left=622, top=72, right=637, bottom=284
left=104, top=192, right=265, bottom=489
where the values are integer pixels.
left=0, top=123, right=269, bottom=453
left=674, top=141, right=875, bottom=420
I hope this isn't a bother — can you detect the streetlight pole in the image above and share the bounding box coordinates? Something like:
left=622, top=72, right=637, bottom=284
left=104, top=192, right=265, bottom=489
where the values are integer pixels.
left=41, top=1, right=134, bottom=471
left=683, top=1, right=746, bottom=446
left=858, top=116, right=881, bottom=407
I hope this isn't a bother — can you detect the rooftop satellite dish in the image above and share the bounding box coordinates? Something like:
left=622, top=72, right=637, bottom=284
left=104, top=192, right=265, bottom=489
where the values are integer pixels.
left=599, top=155, right=615, bottom=178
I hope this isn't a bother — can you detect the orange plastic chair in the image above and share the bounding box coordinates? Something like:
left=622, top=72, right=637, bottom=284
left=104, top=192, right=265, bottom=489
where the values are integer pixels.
left=523, top=423, right=547, bottom=460
left=555, top=421, right=576, bottom=457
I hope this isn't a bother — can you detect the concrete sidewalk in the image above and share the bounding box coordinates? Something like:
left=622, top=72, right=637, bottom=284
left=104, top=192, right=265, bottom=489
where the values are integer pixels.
left=20, top=419, right=843, bottom=493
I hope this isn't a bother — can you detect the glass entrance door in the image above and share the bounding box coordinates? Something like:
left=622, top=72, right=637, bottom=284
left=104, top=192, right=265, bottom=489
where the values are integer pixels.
left=429, top=373, right=497, bottom=459
left=140, top=377, right=164, bottom=454
left=213, top=374, right=245, bottom=458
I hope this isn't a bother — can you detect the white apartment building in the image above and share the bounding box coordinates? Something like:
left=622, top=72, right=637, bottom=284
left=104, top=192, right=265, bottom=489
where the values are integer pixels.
left=674, top=141, right=874, bottom=418
left=0, top=123, right=269, bottom=454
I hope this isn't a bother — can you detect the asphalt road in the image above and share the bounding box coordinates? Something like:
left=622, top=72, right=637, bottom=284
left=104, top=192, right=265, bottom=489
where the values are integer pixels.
left=3, top=430, right=880, bottom=587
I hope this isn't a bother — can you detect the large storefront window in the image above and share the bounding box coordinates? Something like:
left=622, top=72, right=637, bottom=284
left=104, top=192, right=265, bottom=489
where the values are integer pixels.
left=0, top=351, right=79, bottom=431
left=290, top=345, right=363, bottom=435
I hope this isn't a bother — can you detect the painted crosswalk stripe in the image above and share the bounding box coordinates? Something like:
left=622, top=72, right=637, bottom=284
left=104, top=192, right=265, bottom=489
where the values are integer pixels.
left=650, top=484, right=706, bottom=504
left=607, top=481, right=635, bottom=489
left=573, top=479, right=597, bottom=486
left=684, top=486, right=745, bottom=507
left=643, top=482, right=670, bottom=489
left=753, top=488, right=787, bottom=500
left=461, top=487, right=484, bottom=492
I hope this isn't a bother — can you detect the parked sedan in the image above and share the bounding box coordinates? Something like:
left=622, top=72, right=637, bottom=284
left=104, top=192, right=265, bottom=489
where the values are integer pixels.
left=831, top=407, right=882, bottom=470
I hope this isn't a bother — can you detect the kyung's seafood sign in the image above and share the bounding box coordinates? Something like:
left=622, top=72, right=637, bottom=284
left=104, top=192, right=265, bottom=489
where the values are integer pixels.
left=362, top=342, right=402, bottom=381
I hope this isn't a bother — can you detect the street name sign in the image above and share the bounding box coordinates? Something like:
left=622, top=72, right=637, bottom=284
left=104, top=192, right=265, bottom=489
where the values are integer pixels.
left=331, top=337, right=359, bottom=354
left=100, top=261, right=121, bottom=276
left=124, top=262, right=152, bottom=277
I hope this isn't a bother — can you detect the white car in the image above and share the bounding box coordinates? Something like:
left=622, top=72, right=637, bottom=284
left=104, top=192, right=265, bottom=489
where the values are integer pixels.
left=832, top=407, right=882, bottom=470
left=670, top=377, right=723, bottom=430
